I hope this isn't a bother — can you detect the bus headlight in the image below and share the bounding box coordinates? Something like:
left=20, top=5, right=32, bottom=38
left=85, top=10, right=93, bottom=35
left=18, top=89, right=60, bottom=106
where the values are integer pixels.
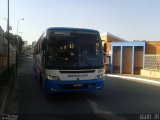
left=47, top=75, right=60, bottom=80
left=96, top=74, right=103, bottom=79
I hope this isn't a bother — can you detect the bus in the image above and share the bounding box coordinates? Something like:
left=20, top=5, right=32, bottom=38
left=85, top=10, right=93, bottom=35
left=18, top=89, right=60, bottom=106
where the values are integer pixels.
left=33, top=27, right=105, bottom=93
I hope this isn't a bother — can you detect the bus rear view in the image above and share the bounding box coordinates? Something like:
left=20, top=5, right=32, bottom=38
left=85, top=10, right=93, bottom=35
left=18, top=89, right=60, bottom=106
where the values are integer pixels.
left=33, top=27, right=105, bottom=93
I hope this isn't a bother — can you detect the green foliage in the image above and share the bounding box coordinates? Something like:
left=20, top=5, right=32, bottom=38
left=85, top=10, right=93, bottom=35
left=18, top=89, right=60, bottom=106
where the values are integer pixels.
left=4, top=32, right=25, bottom=51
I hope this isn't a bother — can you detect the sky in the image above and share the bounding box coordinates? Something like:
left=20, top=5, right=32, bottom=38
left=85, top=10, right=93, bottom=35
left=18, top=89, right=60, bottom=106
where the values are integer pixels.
left=0, top=0, right=160, bottom=44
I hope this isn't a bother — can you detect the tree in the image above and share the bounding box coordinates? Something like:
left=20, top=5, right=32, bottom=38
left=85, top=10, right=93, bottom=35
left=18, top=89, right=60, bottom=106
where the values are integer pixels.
left=4, top=32, right=24, bottom=52
left=17, top=36, right=24, bottom=52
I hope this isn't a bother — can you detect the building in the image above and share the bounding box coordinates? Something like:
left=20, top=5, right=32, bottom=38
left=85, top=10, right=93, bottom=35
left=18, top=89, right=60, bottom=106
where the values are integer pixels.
left=110, top=41, right=145, bottom=75
left=145, top=41, right=160, bottom=54
left=101, top=33, right=160, bottom=77
left=141, top=41, right=160, bottom=78
left=32, top=41, right=36, bottom=48
left=101, top=33, right=126, bottom=72
left=24, top=41, right=28, bottom=47
left=0, top=26, right=8, bottom=73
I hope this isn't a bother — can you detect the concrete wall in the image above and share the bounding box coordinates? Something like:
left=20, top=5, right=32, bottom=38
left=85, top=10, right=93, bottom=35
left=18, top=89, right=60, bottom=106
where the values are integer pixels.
left=0, top=27, right=8, bottom=74
left=0, top=26, right=16, bottom=74
left=141, top=69, right=160, bottom=78
left=140, top=41, right=160, bottom=77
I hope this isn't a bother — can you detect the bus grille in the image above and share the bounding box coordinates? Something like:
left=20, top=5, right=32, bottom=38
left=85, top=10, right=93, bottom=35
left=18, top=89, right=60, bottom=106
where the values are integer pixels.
left=60, top=70, right=95, bottom=73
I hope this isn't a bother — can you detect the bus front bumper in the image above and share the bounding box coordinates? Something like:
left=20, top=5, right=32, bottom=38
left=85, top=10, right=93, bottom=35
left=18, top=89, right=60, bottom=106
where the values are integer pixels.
left=43, top=79, right=104, bottom=93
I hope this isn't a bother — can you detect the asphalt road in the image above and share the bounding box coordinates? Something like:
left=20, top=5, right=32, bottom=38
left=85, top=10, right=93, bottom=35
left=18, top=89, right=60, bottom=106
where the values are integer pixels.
left=6, top=56, right=160, bottom=120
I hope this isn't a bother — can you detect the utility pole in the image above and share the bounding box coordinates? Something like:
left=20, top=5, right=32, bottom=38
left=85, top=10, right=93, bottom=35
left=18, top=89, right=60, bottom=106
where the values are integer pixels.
left=7, top=0, right=10, bottom=69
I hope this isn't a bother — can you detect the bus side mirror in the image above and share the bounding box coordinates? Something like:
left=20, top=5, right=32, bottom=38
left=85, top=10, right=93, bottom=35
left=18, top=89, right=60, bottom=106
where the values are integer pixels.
left=104, top=43, right=106, bottom=53
left=42, top=38, right=47, bottom=50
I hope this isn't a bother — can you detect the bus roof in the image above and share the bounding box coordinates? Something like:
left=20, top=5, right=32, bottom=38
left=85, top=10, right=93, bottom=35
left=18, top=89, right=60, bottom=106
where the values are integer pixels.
left=46, top=27, right=100, bottom=34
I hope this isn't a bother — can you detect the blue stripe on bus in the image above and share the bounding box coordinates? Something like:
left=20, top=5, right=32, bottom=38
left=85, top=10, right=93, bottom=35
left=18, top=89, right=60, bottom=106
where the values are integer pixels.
left=43, top=78, right=104, bottom=93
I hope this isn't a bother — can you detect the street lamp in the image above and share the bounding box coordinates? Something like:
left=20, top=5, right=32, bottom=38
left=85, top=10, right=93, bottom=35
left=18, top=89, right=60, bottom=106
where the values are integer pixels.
left=17, top=18, right=24, bottom=53
left=17, top=18, right=24, bottom=36
left=16, top=18, right=24, bottom=74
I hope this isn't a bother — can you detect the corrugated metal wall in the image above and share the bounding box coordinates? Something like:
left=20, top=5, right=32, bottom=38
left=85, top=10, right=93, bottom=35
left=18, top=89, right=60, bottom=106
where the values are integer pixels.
left=134, top=47, right=143, bottom=74
left=113, top=47, right=120, bottom=73
left=123, top=47, right=132, bottom=74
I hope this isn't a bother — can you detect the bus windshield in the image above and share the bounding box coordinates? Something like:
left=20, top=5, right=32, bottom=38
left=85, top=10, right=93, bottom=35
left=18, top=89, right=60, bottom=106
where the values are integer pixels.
left=45, top=32, right=103, bottom=69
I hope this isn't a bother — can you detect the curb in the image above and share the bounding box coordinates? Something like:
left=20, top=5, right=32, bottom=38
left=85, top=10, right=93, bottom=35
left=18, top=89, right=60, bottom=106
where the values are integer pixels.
left=105, top=74, right=160, bottom=86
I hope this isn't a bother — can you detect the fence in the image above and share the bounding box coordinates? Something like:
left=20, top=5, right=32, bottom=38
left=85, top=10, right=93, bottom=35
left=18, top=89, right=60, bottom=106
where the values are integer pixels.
left=144, top=54, right=160, bottom=70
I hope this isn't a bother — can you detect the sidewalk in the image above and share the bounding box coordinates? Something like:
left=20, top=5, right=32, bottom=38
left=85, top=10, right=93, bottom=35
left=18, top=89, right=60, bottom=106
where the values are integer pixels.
left=0, top=75, right=15, bottom=115
left=105, top=74, right=160, bottom=86
left=0, top=65, right=17, bottom=115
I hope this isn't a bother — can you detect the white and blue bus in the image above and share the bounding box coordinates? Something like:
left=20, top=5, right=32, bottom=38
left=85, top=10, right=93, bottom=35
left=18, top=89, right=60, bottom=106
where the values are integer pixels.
left=33, top=27, right=104, bottom=93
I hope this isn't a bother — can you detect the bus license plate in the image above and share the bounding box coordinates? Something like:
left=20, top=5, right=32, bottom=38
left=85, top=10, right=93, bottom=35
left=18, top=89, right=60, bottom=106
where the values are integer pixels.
left=73, top=84, right=83, bottom=87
